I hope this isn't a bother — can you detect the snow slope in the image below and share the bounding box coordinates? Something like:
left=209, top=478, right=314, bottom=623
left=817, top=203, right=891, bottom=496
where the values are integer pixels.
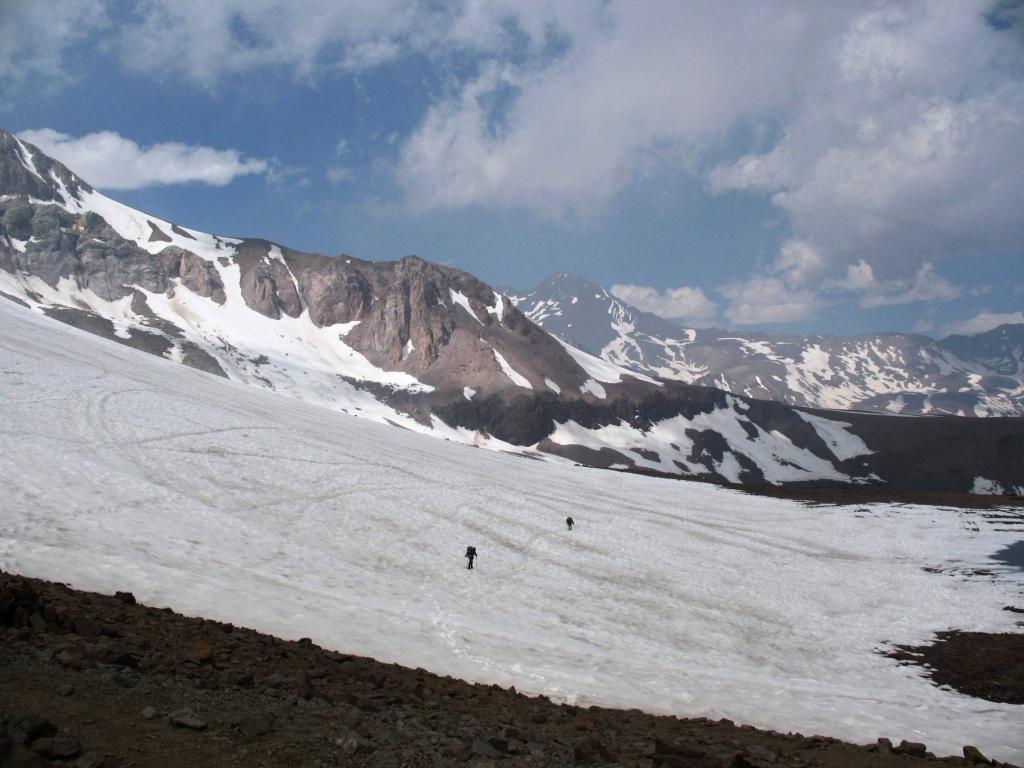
left=0, top=301, right=1022, bottom=761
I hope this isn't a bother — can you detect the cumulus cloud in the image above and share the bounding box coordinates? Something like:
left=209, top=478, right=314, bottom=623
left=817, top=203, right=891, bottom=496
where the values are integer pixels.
left=0, top=0, right=108, bottom=101
left=717, top=239, right=828, bottom=325
left=610, top=284, right=717, bottom=321
left=857, top=262, right=960, bottom=308
left=13, top=1, right=1024, bottom=328
left=709, top=1, right=1024, bottom=283
left=941, top=311, right=1024, bottom=337
left=398, top=3, right=822, bottom=217
left=102, top=0, right=428, bottom=86
left=18, top=129, right=268, bottom=190
left=718, top=276, right=825, bottom=326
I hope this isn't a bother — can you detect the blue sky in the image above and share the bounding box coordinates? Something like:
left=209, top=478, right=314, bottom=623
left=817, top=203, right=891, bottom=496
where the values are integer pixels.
left=2, top=0, right=1022, bottom=337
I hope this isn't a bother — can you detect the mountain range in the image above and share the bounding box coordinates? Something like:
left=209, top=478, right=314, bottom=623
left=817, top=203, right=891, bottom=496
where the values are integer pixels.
left=2, top=128, right=1022, bottom=494
left=511, top=273, right=1024, bottom=417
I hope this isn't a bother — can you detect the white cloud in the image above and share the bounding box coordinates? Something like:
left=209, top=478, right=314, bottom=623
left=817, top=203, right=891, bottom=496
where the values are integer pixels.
left=709, top=1, right=1024, bottom=281
left=17, top=129, right=268, bottom=190
left=827, top=260, right=877, bottom=292
left=718, top=276, right=825, bottom=326
left=941, top=311, right=1024, bottom=337
left=11, top=1, right=1024, bottom=314
left=773, top=240, right=824, bottom=287
left=610, top=284, right=717, bottom=321
left=326, top=166, right=354, bottom=185
left=397, top=3, right=820, bottom=218
left=266, top=161, right=308, bottom=187
left=719, top=239, right=827, bottom=325
left=104, top=1, right=427, bottom=86
left=858, top=262, right=960, bottom=308
left=0, top=0, right=108, bottom=100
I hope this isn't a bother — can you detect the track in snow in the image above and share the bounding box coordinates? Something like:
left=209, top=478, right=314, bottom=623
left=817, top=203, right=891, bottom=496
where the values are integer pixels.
left=0, top=299, right=1022, bottom=762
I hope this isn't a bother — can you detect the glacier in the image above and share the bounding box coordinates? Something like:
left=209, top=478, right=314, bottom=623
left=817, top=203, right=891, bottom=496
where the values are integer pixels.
left=0, top=298, right=1022, bottom=761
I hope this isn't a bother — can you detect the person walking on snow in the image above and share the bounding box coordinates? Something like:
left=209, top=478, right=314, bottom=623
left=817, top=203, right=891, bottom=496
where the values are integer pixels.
left=465, top=545, right=477, bottom=569
left=566, top=516, right=574, bottom=530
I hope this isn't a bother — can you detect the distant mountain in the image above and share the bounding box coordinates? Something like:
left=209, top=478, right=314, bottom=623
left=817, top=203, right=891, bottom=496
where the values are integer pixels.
left=2, top=129, right=1022, bottom=494
left=512, top=273, right=1024, bottom=417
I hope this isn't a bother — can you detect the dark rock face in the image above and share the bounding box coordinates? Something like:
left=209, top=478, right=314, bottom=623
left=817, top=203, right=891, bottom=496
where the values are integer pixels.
left=0, top=130, right=92, bottom=204
left=162, top=248, right=225, bottom=304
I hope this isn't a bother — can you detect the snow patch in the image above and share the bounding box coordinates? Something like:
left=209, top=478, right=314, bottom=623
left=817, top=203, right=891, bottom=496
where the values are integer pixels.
left=492, top=349, right=532, bottom=389
left=972, top=477, right=1005, bottom=495
left=553, top=335, right=659, bottom=385
left=485, top=291, right=505, bottom=322
left=797, top=412, right=873, bottom=461
left=450, top=289, right=483, bottom=325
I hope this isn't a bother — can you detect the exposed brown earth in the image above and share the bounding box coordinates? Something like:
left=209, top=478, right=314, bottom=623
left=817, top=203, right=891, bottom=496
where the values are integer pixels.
left=0, top=571, right=1016, bottom=768
left=887, top=631, right=1024, bottom=705
left=608, top=465, right=1024, bottom=510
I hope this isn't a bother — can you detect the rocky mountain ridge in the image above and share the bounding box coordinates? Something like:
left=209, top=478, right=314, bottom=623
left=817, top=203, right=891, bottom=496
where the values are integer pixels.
left=512, top=273, right=1024, bottom=417
left=2, top=128, right=1023, bottom=494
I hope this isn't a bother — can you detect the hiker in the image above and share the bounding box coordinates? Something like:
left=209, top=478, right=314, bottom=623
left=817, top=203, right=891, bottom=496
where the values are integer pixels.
left=465, top=545, right=477, bottom=570
left=566, top=516, right=574, bottom=530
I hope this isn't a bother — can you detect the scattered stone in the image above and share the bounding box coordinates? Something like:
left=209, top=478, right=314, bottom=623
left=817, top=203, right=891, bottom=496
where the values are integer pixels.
left=11, top=715, right=56, bottom=745
left=55, top=648, right=83, bottom=669
left=876, top=737, right=893, bottom=755
left=58, top=684, right=75, bottom=697
left=31, top=736, right=82, bottom=759
left=746, top=744, right=778, bottom=763
left=261, top=673, right=293, bottom=688
left=76, top=754, right=105, bottom=768
left=442, top=742, right=472, bottom=761
left=192, top=640, right=213, bottom=662
left=526, top=741, right=546, bottom=758
left=335, top=728, right=372, bottom=756
left=897, top=740, right=927, bottom=757
left=239, top=713, right=274, bottom=738
left=963, top=745, right=991, bottom=765
left=74, top=615, right=100, bottom=637
left=114, top=591, right=136, bottom=604
left=141, top=706, right=157, bottom=721
left=169, top=708, right=207, bottom=730
left=573, top=735, right=610, bottom=764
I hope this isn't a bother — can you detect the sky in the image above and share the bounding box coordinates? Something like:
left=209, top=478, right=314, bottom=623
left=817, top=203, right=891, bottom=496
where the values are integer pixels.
left=2, top=0, right=1023, bottom=337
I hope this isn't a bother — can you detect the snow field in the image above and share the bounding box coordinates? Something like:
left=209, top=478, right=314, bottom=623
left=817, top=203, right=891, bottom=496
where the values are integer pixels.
left=0, top=300, right=1021, bottom=761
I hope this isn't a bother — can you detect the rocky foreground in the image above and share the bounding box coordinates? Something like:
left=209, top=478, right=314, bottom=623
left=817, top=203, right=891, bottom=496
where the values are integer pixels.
left=1, top=571, right=1018, bottom=768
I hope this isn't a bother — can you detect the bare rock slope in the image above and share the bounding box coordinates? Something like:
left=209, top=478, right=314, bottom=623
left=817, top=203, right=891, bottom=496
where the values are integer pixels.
left=2, top=128, right=1022, bottom=494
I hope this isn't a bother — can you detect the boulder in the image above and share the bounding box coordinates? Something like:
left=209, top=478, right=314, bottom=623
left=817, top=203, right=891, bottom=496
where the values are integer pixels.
left=169, top=709, right=207, bottom=731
